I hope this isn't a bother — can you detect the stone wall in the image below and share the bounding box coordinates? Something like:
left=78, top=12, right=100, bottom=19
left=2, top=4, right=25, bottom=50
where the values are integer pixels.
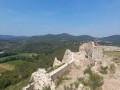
left=49, top=60, right=74, bottom=80
left=22, top=83, right=34, bottom=90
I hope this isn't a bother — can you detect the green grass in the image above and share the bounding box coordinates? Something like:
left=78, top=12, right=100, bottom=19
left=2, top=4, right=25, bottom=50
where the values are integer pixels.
left=0, top=53, right=36, bottom=61
left=6, top=60, right=29, bottom=66
left=0, top=68, right=5, bottom=73
left=104, top=51, right=120, bottom=58
left=110, top=64, right=115, bottom=74
left=79, top=67, right=103, bottom=90
left=5, top=78, right=30, bottom=90
left=43, top=86, right=51, bottom=90
left=100, top=66, right=108, bottom=74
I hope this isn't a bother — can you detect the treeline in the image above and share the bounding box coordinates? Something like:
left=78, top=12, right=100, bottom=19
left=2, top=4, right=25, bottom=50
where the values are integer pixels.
left=1, top=40, right=81, bottom=54
left=0, top=52, right=17, bottom=58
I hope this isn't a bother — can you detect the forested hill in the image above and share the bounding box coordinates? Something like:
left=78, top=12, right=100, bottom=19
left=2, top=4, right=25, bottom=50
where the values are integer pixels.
left=0, top=34, right=120, bottom=54
left=101, top=35, right=120, bottom=42
left=29, top=33, right=95, bottom=41
left=0, top=33, right=120, bottom=42
left=0, top=35, right=26, bottom=39
left=0, top=33, right=94, bottom=40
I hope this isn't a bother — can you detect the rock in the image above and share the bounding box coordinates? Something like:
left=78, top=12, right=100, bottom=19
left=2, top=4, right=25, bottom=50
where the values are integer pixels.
left=23, top=69, right=56, bottom=90
left=62, top=49, right=72, bottom=63
left=101, top=61, right=108, bottom=68
left=78, top=84, right=85, bottom=90
left=53, top=57, right=62, bottom=67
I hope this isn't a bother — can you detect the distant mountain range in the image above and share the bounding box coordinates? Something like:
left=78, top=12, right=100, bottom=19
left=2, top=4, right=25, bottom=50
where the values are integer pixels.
left=0, top=33, right=120, bottom=42
left=0, top=35, right=27, bottom=39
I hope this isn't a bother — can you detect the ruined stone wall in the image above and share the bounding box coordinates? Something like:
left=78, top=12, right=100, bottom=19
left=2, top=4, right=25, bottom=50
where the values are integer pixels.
left=49, top=60, right=74, bottom=80
left=62, top=49, right=73, bottom=63
left=22, top=83, right=34, bottom=90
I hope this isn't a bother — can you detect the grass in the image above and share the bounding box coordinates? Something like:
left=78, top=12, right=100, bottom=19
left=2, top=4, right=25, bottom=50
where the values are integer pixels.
left=55, top=70, right=70, bottom=86
left=110, top=64, right=115, bottom=74
left=0, top=53, right=36, bottom=61
left=17, top=53, right=37, bottom=57
left=6, top=60, right=32, bottom=66
left=100, top=66, right=108, bottom=74
left=43, top=86, right=51, bottom=90
left=78, top=67, right=103, bottom=90
left=74, top=81, right=79, bottom=88
left=104, top=51, right=120, bottom=58
left=4, top=78, right=30, bottom=90
left=0, top=68, right=5, bottom=73
left=0, top=63, right=15, bottom=71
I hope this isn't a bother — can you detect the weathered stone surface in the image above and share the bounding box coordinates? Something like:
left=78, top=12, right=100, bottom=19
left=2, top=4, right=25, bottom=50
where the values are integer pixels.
left=53, top=57, right=62, bottom=67
left=78, top=84, right=85, bottom=90
left=23, top=69, right=55, bottom=90
left=62, top=49, right=72, bottom=63
left=23, top=42, right=108, bottom=90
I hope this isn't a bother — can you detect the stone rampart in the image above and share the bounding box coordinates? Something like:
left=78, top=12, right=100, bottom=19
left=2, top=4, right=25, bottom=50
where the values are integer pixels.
left=22, top=83, right=34, bottom=90
left=49, top=60, right=74, bottom=80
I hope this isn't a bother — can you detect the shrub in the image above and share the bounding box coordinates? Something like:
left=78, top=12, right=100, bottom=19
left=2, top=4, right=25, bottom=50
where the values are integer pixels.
left=55, top=70, right=70, bottom=86
left=110, top=64, right=115, bottom=74
left=43, top=86, right=51, bottom=90
left=84, top=67, right=92, bottom=75
left=100, top=66, right=108, bottom=74
left=74, top=81, right=79, bottom=88
left=82, top=67, right=103, bottom=89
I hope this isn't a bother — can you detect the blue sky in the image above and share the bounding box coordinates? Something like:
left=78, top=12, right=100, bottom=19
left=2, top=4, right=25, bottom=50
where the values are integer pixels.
left=0, top=0, right=120, bottom=37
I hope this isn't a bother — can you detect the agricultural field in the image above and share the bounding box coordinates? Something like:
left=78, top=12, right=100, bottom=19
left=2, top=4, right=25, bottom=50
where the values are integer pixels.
left=0, top=63, right=15, bottom=71
left=6, top=60, right=32, bottom=66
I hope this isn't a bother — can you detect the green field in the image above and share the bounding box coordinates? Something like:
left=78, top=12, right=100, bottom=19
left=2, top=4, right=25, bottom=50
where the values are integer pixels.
left=6, top=60, right=29, bottom=66
left=0, top=53, right=37, bottom=61
left=104, top=51, right=120, bottom=58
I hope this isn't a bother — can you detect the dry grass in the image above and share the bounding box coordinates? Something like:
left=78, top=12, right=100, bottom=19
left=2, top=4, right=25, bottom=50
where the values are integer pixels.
left=0, top=63, right=15, bottom=71
left=104, top=51, right=120, bottom=58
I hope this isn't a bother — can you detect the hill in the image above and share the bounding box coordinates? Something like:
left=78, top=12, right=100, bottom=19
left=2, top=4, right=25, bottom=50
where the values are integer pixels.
left=101, top=35, right=120, bottom=42
left=31, top=33, right=94, bottom=41
left=0, top=35, right=26, bottom=39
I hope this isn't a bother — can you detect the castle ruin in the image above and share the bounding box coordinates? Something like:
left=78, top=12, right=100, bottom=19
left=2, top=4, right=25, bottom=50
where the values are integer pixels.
left=23, top=42, right=104, bottom=90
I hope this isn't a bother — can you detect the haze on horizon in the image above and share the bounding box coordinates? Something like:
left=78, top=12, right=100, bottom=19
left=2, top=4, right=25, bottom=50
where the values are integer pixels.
left=0, top=0, right=120, bottom=37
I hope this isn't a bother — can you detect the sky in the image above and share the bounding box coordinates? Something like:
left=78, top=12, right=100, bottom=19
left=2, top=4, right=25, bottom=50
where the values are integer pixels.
left=0, top=0, right=120, bottom=37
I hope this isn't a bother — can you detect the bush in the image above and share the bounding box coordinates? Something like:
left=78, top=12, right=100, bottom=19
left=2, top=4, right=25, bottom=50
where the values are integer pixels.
left=74, top=81, right=79, bottom=88
left=110, top=64, right=115, bottom=74
left=82, top=67, right=103, bottom=89
left=84, top=67, right=92, bottom=75
left=100, top=66, right=108, bottom=74
left=43, top=86, right=51, bottom=90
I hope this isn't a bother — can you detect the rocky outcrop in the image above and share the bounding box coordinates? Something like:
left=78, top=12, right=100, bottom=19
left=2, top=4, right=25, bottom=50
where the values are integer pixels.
left=62, top=49, right=73, bottom=63
left=78, top=84, right=85, bottom=90
left=79, top=42, right=103, bottom=60
left=23, top=69, right=55, bottom=90
left=24, top=42, right=120, bottom=90
left=53, top=57, right=62, bottom=67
